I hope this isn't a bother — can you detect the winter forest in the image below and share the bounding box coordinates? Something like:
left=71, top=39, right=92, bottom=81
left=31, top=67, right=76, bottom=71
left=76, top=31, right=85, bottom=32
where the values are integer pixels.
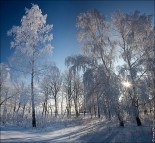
left=1, top=2, right=155, bottom=143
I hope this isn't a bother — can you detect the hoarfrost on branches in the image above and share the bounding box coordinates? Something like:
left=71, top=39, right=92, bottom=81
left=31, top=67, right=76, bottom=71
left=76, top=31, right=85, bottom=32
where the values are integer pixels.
left=7, top=4, right=53, bottom=58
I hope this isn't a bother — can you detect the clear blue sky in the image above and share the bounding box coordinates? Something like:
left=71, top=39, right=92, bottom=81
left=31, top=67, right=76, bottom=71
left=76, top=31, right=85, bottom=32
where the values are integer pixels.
left=0, top=0, right=154, bottom=71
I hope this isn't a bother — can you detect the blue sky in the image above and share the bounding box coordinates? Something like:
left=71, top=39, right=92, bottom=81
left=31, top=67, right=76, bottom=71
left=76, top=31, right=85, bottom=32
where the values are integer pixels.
left=0, top=0, right=154, bottom=72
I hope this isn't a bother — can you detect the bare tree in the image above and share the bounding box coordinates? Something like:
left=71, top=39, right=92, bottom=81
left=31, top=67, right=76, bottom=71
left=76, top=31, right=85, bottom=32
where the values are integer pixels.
left=48, top=66, right=62, bottom=118
left=39, top=76, right=51, bottom=118
left=0, top=63, right=11, bottom=106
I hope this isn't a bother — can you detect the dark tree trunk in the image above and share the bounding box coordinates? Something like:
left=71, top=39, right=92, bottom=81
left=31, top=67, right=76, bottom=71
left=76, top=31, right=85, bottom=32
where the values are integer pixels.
left=67, top=109, right=69, bottom=118
left=136, top=117, right=142, bottom=126
left=55, top=97, right=58, bottom=117
left=31, top=60, right=36, bottom=127
left=98, top=105, right=100, bottom=118
left=94, top=105, right=96, bottom=117
left=16, top=102, right=21, bottom=114
left=22, top=104, right=26, bottom=118
left=42, top=103, right=45, bottom=117
left=75, top=109, right=79, bottom=117
left=32, top=110, right=36, bottom=127
left=120, top=121, right=124, bottom=126
left=84, top=110, right=86, bottom=118
left=117, top=112, right=124, bottom=127
left=74, top=101, right=79, bottom=117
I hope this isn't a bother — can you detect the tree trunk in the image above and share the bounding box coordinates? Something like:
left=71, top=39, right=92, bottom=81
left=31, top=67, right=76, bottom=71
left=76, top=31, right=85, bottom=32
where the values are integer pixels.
left=2, top=98, right=7, bottom=124
left=75, top=107, right=79, bottom=117
left=31, top=63, right=36, bottom=127
left=74, top=99, right=79, bottom=117
left=45, top=103, right=47, bottom=118
left=61, top=94, right=63, bottom=115
left=131, top=99, right=142, bottom=126
left=117, top=113, right=124, bottom=127
left=67, top=106, right=71, bottom=119
left=42, top=102, right=45, bottom=117
left=16, top=102, right=21, bottom=114
left=136, top=117, right=142, bottom=126
left=68, top=101, right=71, bottom=118
left=98, top=106, right=100, bottom=118
left=122, top=34, right=142, bottom=127
left=94, top=104, right=96, bottom=117
left=128, top=59, right=142, bottom=126
left=97, top=95, right=100, bottom=118
left=54, top=97, right=58, bottom=117
left=12, top=101, right=16, bottom=120
left=119, top=121, right=124, bottom=126
left=132, top=92, right=142, bottom=126
left=28, top=102, right=31, bottom=114
left=22, top=104, right=26, bottom=118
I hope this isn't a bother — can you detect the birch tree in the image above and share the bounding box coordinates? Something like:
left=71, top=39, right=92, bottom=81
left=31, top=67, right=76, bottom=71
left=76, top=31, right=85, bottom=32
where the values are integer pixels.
left=76, top=10, right=117, bottom=119
left=76, top=9, right=115, bottom=74
left=63, top=70, right=74, bottom=118
left=7, top=4, right=53, bottom=127
left=66, top=10, right=122, bottom=124
left=112, top=10, right=153, bottom=126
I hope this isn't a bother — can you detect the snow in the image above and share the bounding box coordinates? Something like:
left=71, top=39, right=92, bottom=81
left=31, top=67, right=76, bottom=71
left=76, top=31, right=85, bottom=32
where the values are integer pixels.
left=1, top=118, right=152, bottom=143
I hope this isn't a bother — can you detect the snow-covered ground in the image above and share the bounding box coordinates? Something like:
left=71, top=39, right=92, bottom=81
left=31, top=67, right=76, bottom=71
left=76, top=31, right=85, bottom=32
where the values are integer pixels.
left=1, top=118, right=152, bottom=143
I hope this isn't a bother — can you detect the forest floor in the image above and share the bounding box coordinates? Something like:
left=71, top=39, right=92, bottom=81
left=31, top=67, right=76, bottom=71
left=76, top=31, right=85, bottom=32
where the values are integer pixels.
left=0, top=117, right=153, bottom=143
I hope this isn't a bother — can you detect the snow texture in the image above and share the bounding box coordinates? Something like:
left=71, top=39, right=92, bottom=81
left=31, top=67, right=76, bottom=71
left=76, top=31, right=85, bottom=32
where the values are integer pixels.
left=1, top=118, right=152, bottom=143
